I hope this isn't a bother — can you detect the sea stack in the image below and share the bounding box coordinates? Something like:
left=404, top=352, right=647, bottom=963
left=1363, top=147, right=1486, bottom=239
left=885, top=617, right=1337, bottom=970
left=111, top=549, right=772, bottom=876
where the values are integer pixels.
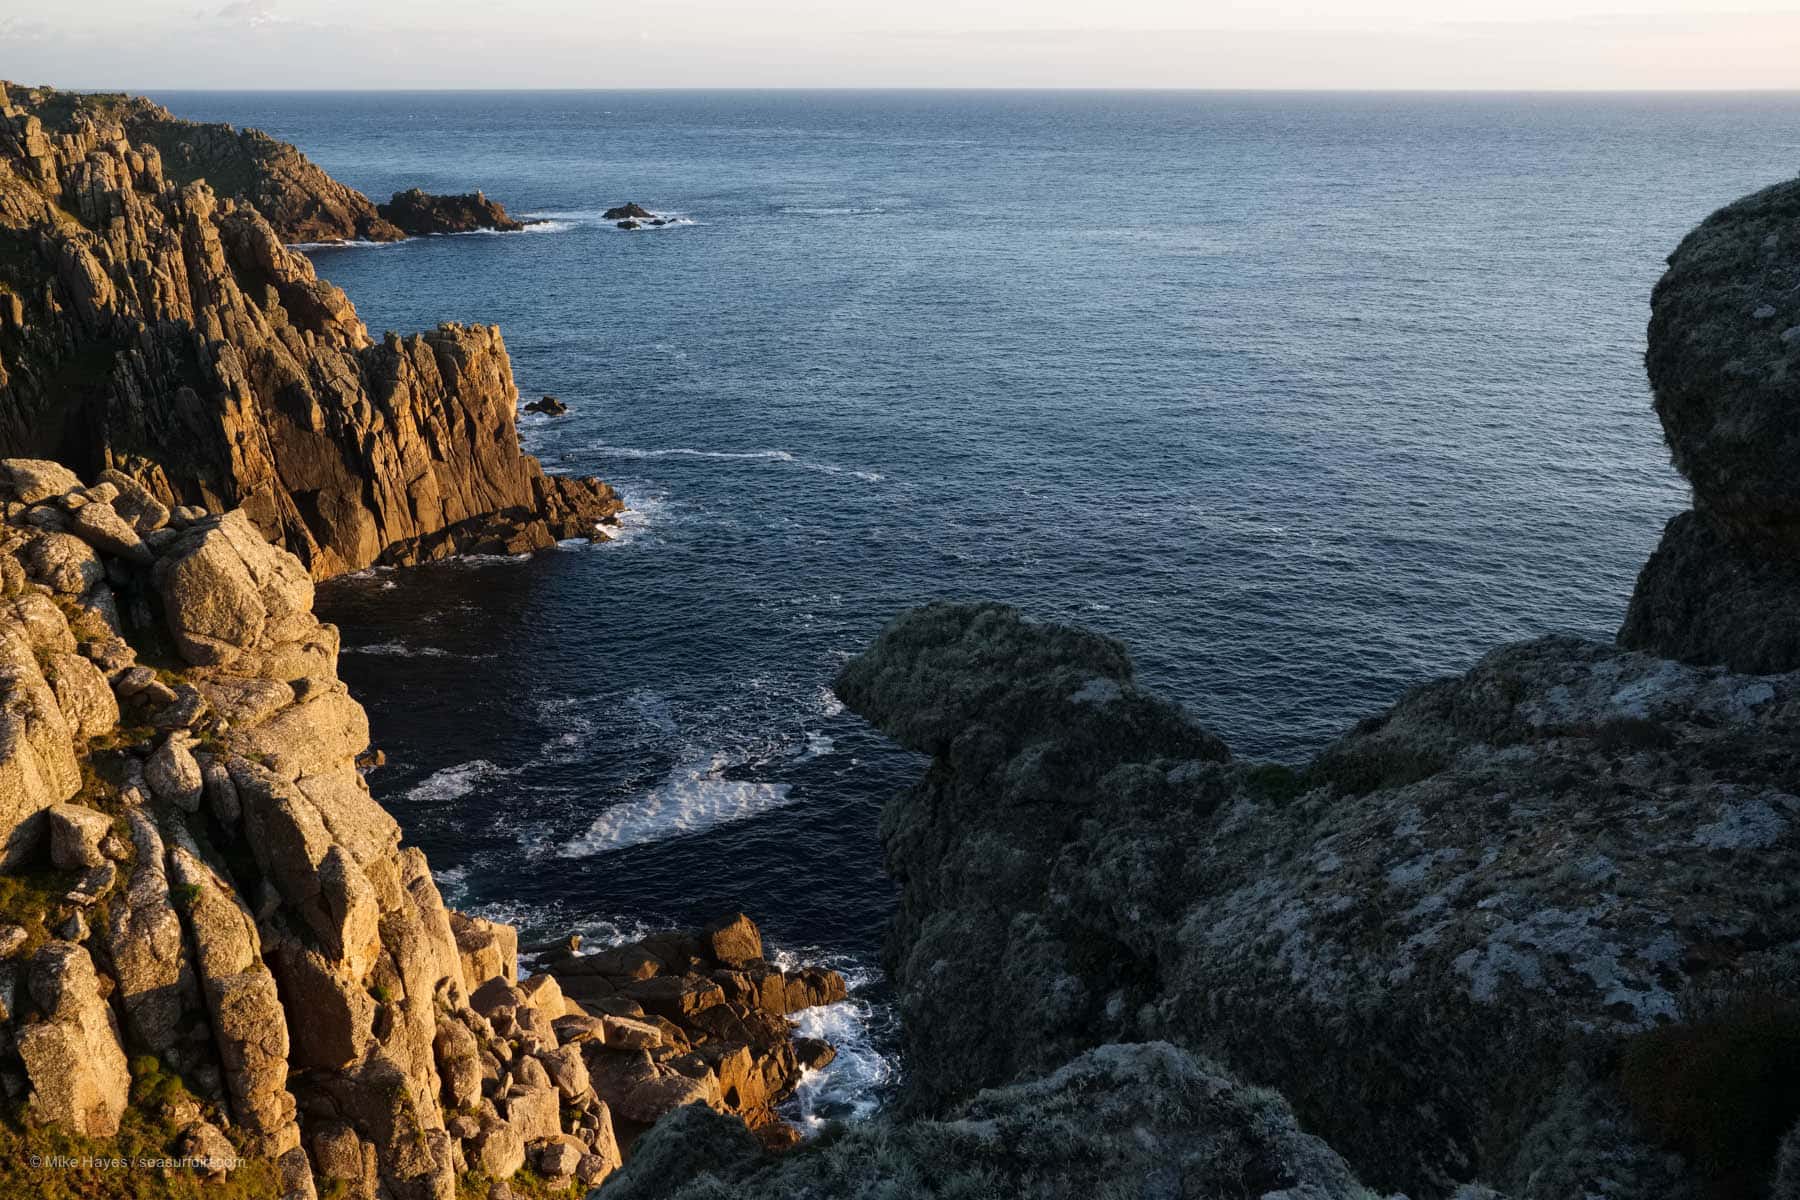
left=1620, top=176, right=1800, bottom=671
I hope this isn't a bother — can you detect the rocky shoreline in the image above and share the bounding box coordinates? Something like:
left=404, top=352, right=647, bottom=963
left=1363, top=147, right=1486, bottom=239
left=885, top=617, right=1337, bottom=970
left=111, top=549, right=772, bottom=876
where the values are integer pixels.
left=2, top=78, right=1799, bottom=1200
left=0, top=461, right=851, bottom=1198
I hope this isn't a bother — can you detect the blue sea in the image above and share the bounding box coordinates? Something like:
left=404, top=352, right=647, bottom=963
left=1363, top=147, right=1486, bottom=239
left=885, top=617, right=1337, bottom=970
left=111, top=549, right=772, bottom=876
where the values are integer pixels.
left=145, top=89, right=1800, bottom=1122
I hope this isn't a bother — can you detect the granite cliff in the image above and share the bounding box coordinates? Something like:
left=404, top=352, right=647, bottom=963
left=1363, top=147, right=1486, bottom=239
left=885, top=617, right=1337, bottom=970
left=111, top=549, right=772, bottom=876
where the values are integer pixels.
left=3, top=84, right=406, bottom=246
left=0, top=82, right=619, bottom=578
left=0, top=464, right=848, bottom=1199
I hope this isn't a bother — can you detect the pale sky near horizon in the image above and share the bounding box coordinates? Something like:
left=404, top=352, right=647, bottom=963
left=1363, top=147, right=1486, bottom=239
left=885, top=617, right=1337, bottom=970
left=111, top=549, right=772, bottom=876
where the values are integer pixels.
left=3, top=1, right=1800, bottom=91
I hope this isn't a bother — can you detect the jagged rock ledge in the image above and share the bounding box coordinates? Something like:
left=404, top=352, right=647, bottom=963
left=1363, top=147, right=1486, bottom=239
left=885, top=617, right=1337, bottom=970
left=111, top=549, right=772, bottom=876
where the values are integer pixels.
left=0, top=464, right=846, bottom=1198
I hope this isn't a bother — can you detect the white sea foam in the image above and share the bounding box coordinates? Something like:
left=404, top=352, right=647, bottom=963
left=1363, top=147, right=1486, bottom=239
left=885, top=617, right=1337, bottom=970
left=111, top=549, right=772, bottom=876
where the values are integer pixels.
left=288, top=238, right=404, bottom=251
left=518, top=209, right=697, bottom=231
left=560, top=753, right=796, bottom=855
left=813, top=687, right=846, bottom=718
left=342, top=641, right=456, bottom=659
left=773, top=949, right=897, bottom=1129
left=406, top=759, right=514, bottom=805
left=588, top=445, right=882, bottom=483
left=798, top=732, right=835, bottom=761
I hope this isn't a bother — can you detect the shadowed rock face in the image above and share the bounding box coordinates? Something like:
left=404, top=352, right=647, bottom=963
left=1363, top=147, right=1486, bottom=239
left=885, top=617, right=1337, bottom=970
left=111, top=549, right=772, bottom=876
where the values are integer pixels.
left=1623, top=175, right=1800, bottom=671
left=0, top=82, right=620, bottom=577
left=837, top=603, right=1800, bottom=1199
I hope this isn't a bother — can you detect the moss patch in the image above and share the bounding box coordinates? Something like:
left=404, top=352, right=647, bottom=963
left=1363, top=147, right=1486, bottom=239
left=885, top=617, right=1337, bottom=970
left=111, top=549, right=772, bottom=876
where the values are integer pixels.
left=0, top=1058, right=280, bottom=1199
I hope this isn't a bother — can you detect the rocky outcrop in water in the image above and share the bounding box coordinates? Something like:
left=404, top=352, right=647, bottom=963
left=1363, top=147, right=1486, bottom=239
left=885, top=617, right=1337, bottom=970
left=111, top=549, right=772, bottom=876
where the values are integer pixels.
left=377, top=189, right=526, bottom=236
left=0, top=469, right=844, bottom=1197
left=1621, top=176, right=1800, bottom=672
left=0, top=82, right=621, bottom=578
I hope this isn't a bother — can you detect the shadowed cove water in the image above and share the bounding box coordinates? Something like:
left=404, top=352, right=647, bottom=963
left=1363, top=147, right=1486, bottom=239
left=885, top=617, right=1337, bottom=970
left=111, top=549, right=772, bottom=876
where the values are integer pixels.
left=144, top=88, right=1800, bottom=1121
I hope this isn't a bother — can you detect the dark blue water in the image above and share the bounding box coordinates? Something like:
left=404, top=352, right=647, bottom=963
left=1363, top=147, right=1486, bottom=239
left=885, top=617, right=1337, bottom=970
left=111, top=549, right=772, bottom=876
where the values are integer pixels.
left=146, top=89, right=1800, bottom=1118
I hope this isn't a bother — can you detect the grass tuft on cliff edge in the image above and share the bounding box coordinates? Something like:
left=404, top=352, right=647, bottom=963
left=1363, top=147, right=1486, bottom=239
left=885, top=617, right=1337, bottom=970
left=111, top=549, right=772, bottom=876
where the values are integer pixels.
left=0, top=1058, right=279, bottom=1200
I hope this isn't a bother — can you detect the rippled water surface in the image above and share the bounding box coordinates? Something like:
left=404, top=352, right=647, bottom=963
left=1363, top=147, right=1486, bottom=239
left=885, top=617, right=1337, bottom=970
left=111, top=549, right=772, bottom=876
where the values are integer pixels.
left=147, top=89, right=1800, bottom=1118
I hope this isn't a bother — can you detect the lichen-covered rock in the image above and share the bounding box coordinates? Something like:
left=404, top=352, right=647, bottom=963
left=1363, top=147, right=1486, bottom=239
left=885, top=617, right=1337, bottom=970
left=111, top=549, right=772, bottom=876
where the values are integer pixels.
left=600, top=1043, right=1372, bottom=1200
left=839, top=604, right=1800, bottom=1198
left=15, top=942, right=131, bottom=1137
left=104, top=808, right=198, bottom=1056
left=41, top=651, right=118, bottom=740
left=45, top=802, right=111, bottom=868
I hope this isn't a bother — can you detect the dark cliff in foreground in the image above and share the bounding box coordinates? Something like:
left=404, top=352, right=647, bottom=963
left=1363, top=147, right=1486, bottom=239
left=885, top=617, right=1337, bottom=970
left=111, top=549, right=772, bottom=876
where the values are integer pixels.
left=0, top=83, right=619, bottom=578
left=604, top=180, right=1800, bottom=1200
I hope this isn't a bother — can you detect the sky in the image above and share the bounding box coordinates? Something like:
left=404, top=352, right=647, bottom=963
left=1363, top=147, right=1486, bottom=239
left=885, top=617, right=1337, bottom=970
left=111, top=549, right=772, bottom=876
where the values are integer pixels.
left=3, top=0, right=1800, bottom=90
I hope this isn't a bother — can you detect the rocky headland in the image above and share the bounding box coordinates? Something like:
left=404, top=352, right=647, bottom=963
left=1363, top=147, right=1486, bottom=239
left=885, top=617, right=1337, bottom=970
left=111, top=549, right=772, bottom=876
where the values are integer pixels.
left=0, top=82, right=621, bottom=579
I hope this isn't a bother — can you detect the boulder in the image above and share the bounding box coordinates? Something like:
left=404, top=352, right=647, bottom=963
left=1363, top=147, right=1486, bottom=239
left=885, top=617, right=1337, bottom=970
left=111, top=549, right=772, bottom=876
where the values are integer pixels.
left=98, top=469, right=170, bottom=533
left=68, top=500, right=151, bottom=564
left=702, top=912, right=763, bottom=968
left=0, top=459, right=82, bottom=504
left=42, top=652, right=118, bottom=740
left=623, top=974, right=725, bottom=1022
left=204, top=966, right=299, bottom=1152
left=498, top=1083, right=561, bottom=1143
left=45, top=802, right=112, bottom=869
left=15, top=942, right=131, bottom=1137
left=18, top=532, right=102, bottom=595
left=523, top=396, right=568, bottom=415
left=533, top=1135, right=583, bottom=1179
left=178, top=1121, right=239, bottom=1176
left=146, top=731, right=205, bottom=810
left=237, top=687, right=369, bottom=780
left=104, top=809, right=196, bottom=1055
left=536, top=1043, right=591, bottom=1102
left=154, top=511, right=314, bottom=667
left=470, top=1119, right=525, bottom=1179
left=451, top=911, right=518, bottom=990
left=598, top=1013, right=662, bottom=1049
